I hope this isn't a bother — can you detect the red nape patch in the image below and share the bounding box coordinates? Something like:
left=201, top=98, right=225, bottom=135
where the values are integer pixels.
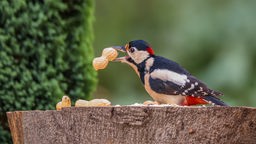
left=182, top=96, right=208, bottom=106
left=146, top=47, right=154, bottom=55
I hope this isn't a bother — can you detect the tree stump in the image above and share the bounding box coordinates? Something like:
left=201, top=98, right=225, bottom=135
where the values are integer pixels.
left=7, top=106, right=256, bottom=144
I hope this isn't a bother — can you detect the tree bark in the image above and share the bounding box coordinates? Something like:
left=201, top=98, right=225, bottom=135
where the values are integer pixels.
left=7, top=106, right=256, bottom=144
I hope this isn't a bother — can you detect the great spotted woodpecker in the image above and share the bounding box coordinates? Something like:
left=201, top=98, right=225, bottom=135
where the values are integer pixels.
left=113, top=40, right=228, bottom=106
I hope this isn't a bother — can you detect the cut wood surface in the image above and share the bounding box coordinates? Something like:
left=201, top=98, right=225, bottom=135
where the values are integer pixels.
left=7, top=106, right=256, bottom=144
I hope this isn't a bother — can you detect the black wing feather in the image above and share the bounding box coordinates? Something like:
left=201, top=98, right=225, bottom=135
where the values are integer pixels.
left=151, top=56, right=190, bottom=75
left=149, top=56, right=223, bottom=97
left=149, top=77, right=180, bottom=95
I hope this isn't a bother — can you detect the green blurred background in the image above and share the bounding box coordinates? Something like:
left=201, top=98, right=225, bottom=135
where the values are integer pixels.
left=1, top=0, right=256, bottom=143
left=0, top=0, right=96, bottom=142
left=93, top=0, right=256, bottom=106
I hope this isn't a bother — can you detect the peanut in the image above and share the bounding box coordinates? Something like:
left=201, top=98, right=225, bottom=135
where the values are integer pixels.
left=92, top=47, right=118, bottom=71
left=56, top=102, right=62, bottom=110
left=102, top=47, right=118, bottom=61
left=89, top=99, right=111, bottom=106
left=75, top=99, right=111, bottom=107
left=75, top=99, right=89, bottom=107
left=56, top=95, right=71, bottom=110
left=143, top=100, right=159, bottom=105
left=62, top=95, right=71, bottom=108
left=92, top=57, right=109, bottom=70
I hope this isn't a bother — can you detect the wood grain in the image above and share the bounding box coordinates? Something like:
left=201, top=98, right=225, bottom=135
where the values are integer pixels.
left=7, top=111, right=24, bottom=144
left=7, top=106, right=256, bottom=144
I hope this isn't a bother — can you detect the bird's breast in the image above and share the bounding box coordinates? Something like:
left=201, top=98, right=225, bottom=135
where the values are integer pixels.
left=144, top=73, right=185, bottom=104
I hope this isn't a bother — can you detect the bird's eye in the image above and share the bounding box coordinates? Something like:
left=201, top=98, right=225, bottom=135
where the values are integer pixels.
left=130, top=47, right=135, bottom=53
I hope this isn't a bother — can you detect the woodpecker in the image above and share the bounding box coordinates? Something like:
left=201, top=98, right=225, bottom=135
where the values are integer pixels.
left=113, top=40, right=228, bottom=106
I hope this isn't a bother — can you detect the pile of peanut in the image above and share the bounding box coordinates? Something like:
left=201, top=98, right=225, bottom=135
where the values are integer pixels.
left=55, top=96, right=169, bottom=110
left=92, top=47, right=118, bottom=70
left=56, top=95, right=111, bottom=110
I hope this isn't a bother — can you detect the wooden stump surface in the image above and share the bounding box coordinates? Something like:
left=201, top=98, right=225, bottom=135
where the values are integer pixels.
left=7, top=106, right=256, bottom=144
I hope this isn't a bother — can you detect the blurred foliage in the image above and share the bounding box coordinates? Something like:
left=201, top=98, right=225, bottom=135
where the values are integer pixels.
left=0, top=0, right=96, bottom=143
left=94, top=0, right=256, bottom=107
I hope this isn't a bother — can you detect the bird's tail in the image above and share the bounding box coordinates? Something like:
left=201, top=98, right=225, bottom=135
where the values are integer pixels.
left=203, top=95, right=229, bottom=106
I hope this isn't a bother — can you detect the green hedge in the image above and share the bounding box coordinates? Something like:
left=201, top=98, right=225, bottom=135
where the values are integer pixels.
left=0, top=0, right=96, bottom=143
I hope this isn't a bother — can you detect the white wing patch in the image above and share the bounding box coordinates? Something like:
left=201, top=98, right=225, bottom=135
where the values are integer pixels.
left=150, top=69, right=188, bottom=86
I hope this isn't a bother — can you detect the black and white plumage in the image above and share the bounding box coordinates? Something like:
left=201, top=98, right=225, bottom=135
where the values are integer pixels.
left=148, top=56, right=222, bottom=97
left=114, top=40, right=228, bottom=106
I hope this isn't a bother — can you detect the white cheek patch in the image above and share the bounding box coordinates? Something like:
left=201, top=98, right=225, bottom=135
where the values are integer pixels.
left=129, top=50, right=149, bottom=64
left=151, top=69, right=188, bottom=86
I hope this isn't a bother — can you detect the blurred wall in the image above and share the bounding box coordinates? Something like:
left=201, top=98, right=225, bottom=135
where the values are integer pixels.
left=93, top=0, right=256, bottom=106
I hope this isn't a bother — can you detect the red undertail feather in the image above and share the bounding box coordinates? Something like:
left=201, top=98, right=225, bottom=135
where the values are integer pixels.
left=182, top=96, right=208, bottom=106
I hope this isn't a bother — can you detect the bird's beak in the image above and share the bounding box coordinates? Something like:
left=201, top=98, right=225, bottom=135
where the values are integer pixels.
left=112, top=46, right=126, bottom=52
left=111, top=46, right=129, bottom=62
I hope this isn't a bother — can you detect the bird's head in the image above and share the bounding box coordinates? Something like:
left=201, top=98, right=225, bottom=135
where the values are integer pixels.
left=114, top=40, right=155, bottom=65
